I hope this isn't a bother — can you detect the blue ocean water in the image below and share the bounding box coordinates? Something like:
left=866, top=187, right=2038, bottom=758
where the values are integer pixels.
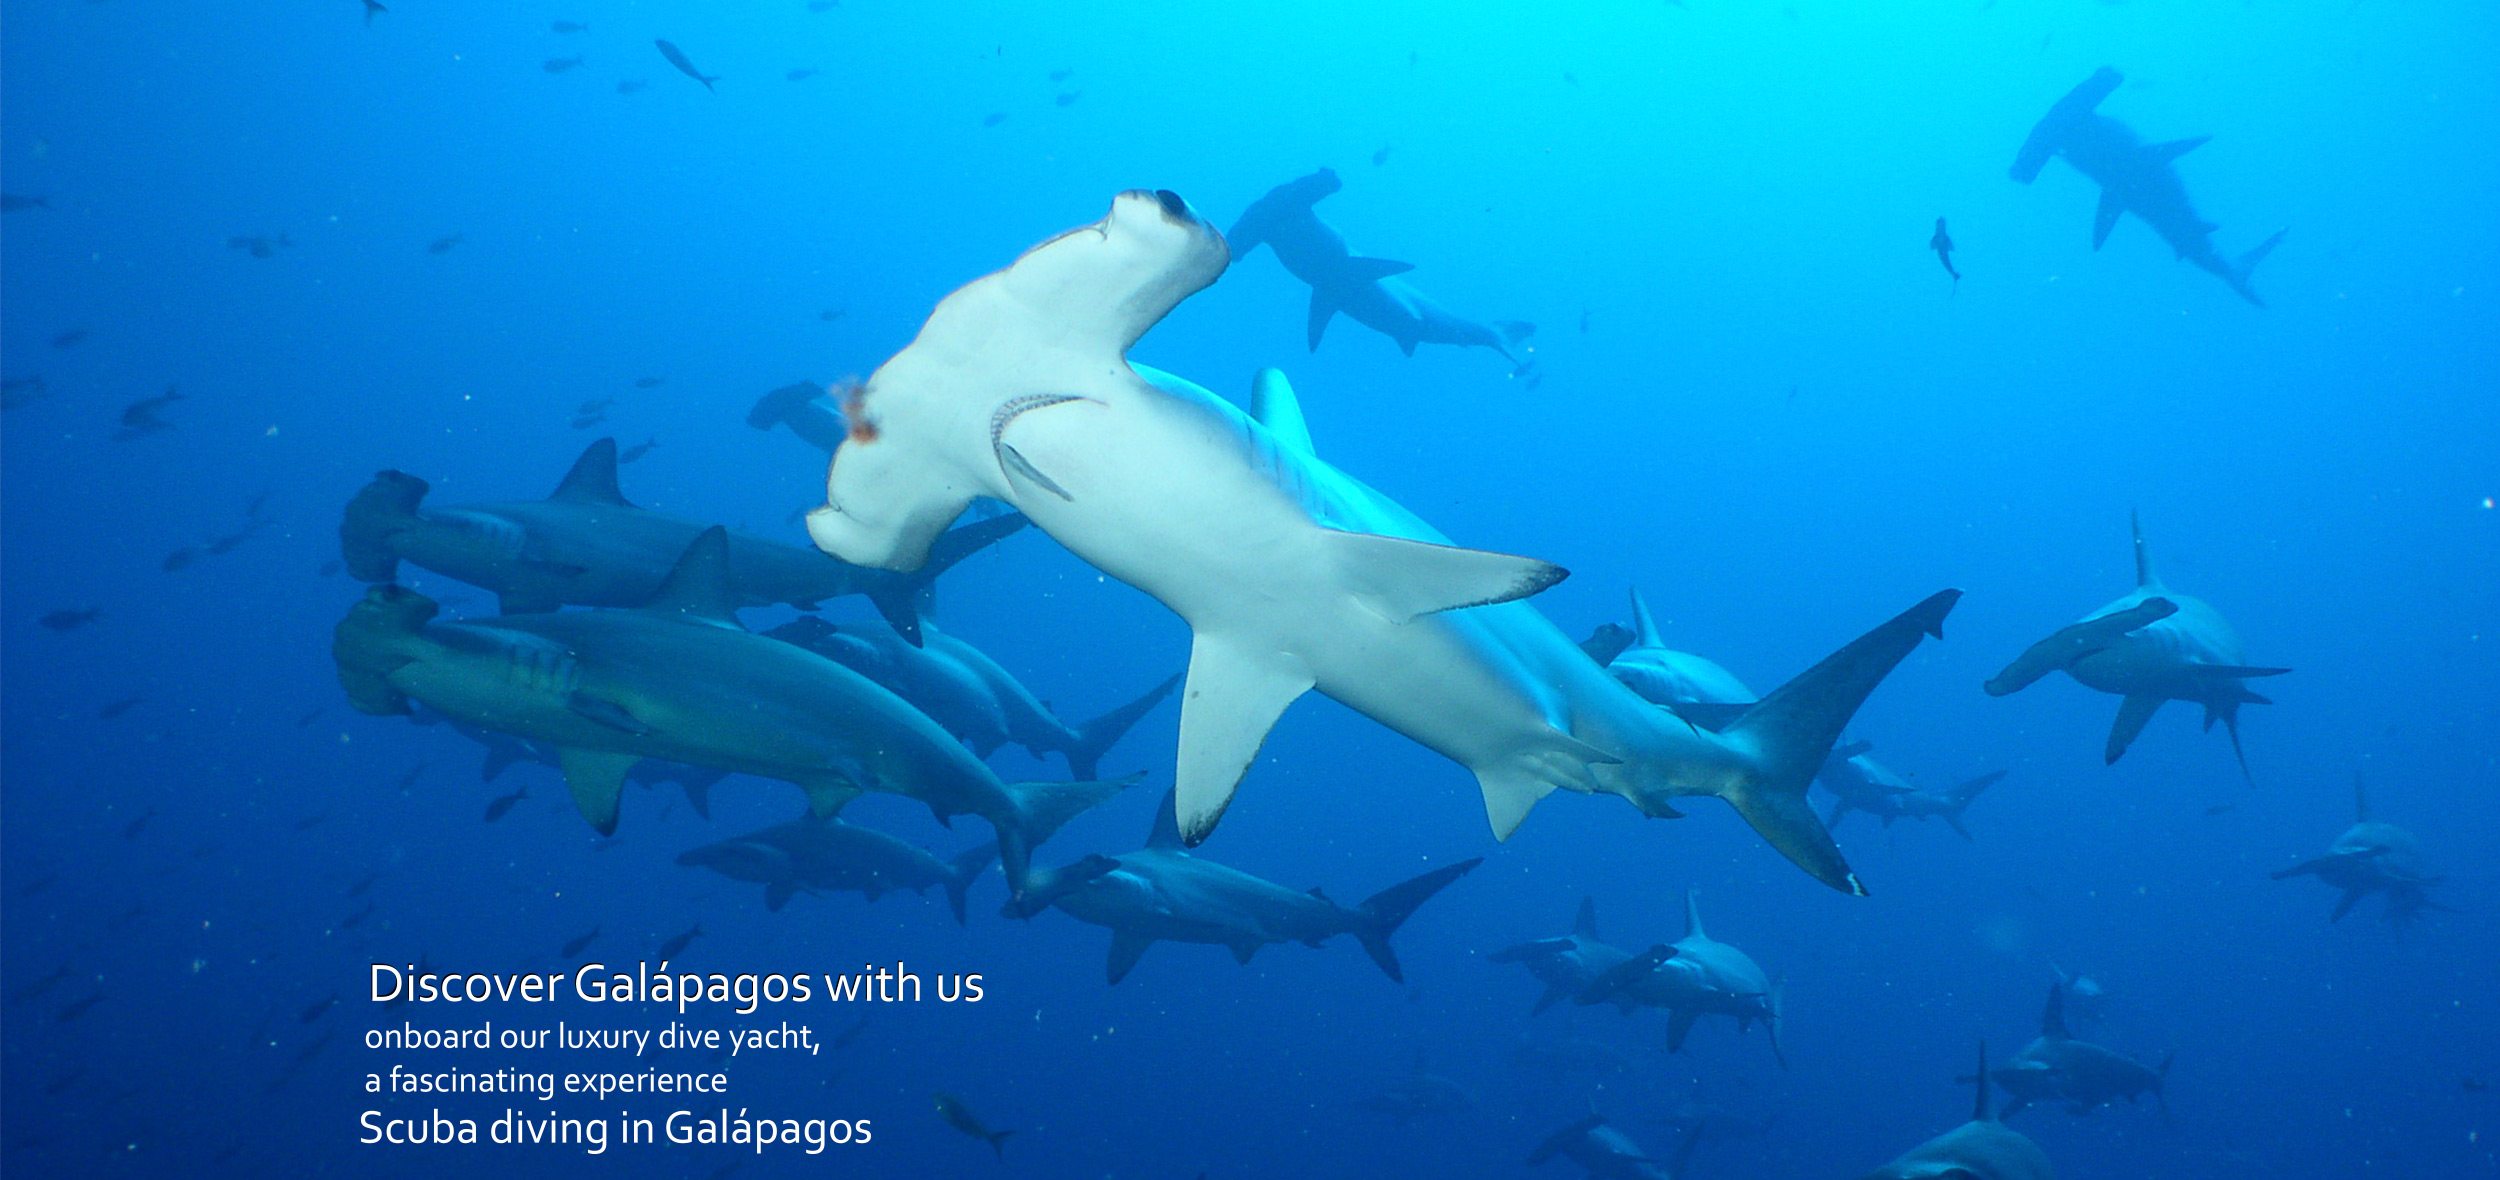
left=4, top=1, right=2495, bottom=1176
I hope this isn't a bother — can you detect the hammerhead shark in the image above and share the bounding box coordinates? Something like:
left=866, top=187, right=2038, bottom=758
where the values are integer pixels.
left=676, top=814, right=995, bottom=921
left=1493, top=894, right=1785, bottom=1067
left=1990, top=984, right=2169, bottom=1119
left=2271, top=776, right=2448, bottom=925
left=1821, top=752, right=2006, bottom=840
left=1985, top=511, right=2286, bottom=777
left=1857, top=1044, right=2054, bottom=1179
left=2012, top=66, right=2285, bottom=306
left=1227, top=168, right=1535, bottom=371
left=801, top=190, right=1958, bottom=893
left=1005, top=790, right=1480, bottom=984
left=331, top=528, right=1126, bottom=895
left=342, top=437, right=1021, bottom=640
left=1528, top=1113, right=1705, bottom=1180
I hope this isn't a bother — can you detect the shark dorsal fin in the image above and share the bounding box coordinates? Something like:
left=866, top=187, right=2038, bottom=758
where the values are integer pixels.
left=1146, top=787, right=1184, bottom=850
left=2042, top=982, right=2070, bottom=1039
left=643, top=526, right=742, bottom=627
left=551, top=438, right=633, bottom=507
left=2130, top=509, right=2163, bottom=589
left=1973, top=1040, right=1994, bottom=1122
left=1573, top=896, right=1600, bottom=940
left=1683, top=888, right=1705, bottom=940
left=1629, top=587, right=1664, bottom=650
left=1249, top=368, right=1315, bottom=454
left=2353, top=773, right=2372, bottom=823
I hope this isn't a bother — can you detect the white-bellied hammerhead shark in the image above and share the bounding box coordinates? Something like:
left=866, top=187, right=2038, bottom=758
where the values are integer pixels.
left=1820, top=751, right=2006, bottom=840
left=801, top=190, right=1959, bottom=894
left=765, top=614, right=1177, bottom=780
left=1567, top=890, right=1787, bottom=1068
left=2271, top=775, right=2448, bottom=925
left=342, top=437, right=1022, bottom=641
left=1990, top=984, right=2168, bottom=1119
left=1226, top=168, right=1535, bottom=372
left=330, top=527, right=1128, bottom=895
left=1004, top=790, right=1481, bottom=985
left=2012, top=66, right=2286, bottom=307
left=1604, top=587, right=1757, bottom=720
left=1985, top=511, right=2286, bottom=778
left=1528, top=1112, right=1705, bottom=1180
left=676, top=813, right=995, bottom=922
left=1857, top=1044, right=2055, bottom=1180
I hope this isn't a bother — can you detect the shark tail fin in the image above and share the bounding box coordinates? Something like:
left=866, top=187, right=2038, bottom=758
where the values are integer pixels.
left=943, top=846, right=997, bottom=926
left=871, top=513, right=1029, bottom=645
left=1353, top=858, right=1483, bottom=983
left=340, top=470, right=429, bottom=582
left=477, top=735, right=529, bottom=782
left=984, top=1128, right=1013, bottom=1158
left=1526, top=1113, right=1607, bottom=1166
left=999, top=774, right=1142, bottom=895
left=1765, top=975, right=1788, bottom=1070
left=1718, top=589, right=1963, bottom=895
left=1064, top=672, right=1181, bottom=780
left=2228, top=229, right=2288, bottom=307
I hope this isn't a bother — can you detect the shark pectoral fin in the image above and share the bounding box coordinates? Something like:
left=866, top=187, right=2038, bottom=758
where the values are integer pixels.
left=1173, top=633, right=1315, bottom=843
left=2329, top=888, right=2365, bottom=923
left=764, top=881, right=796, bottom=912
left=2148, top=135, right=2211, bottom=162
left=566, top=693, right=652, bottom=735
left=1530, top=980, right=1574, bottom=1015
left=1305, top=289, right=1339, bottom=351
left=2091, top=190, right=2124, bottom=250
left=556, top=748, right=641, bottom=836
left=996, top=443, right=1073, bottom=502
left=1396, top=335, right=1418, bottom=357
left=1664, top=1007, right=1700, bottom=1053
left=1327, top=531, right=1568, bottom=624
left=1343, top=256, right=1416, bottom=282
left=2105, top=694, right=2164, bottom=764
left=1105, top=931, right=1154, bottom=984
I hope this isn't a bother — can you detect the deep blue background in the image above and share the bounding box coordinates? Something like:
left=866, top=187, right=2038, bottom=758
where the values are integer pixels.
left=4, top=1, right=2495, bottom=1176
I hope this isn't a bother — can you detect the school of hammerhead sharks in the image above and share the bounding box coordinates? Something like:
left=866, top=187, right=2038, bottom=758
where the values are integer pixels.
left=330, top=70, right=2442, bottom=1178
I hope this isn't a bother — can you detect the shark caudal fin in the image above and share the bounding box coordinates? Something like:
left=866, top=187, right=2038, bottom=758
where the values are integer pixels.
left=2224, top=229, right=2288, bottom=308
left=1063, top=673, right=1181, bottom=780
left=1352, top=858, right=1483, bottom=983
left=869, top=512, right=1030, bottom=645
left=340, top=470, right=429, bottom=582
left=943, top=846, right=998, bottom=926
left=1718, top=589, right=1963, bottom=895
left=996, top=774, right=1141, bottom=896
left=331, top=584, right=440, bottom=715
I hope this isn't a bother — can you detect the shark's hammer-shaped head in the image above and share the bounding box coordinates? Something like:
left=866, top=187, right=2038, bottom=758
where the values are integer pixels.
left=808, top=190, right=1229, bottom=572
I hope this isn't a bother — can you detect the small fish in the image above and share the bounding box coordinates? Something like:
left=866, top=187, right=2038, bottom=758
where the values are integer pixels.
left=162, top=547, right=198, bottom=572
left=11, top=962, right=74, bottom=1004
left=551, top=20, right=589, bottom=33
left=1054, top=91, right=1081, bottom=107
left=576, top=396, right=614, bottom=414
left=832, top=1013, right=870, bottom=1049
left=2, top=375, right=47, bottom=410
left=982, top=112, right=1008, bottom=127
left=40, top=608, right=101, bottom=632
left=116, top=384, right=184, bottom=439
left=56, top=992, right=106, bottom=1023
left=2465, top=1078, right=2488, bottom=1092
left=807, top=1, right=836, bottom=11
left=619, top=437, right=659, bottom=464
left=819, top=308, right=847, bottom=322
left=1, top=194, right=50, bottom=212
left=2202, top=803, right=2238, bottom=817
left=561, top=926, right=602, bottom=957
left=1372, top=144, right=1391, bottom=166
left=633, top=377, right=665, bottom=388
left=1579, top=309, right=1592, bottom=334
left=786, top=68, right=818, bottom=82
left=483, top=785, right=529, bottom=822
left=295, top=706, right=326, bottom=727
left=347, top=871, right=381, bottom=898
left=1930, top=217, right=1960, bottom=285
left=18, top=873, right=60, bottom=898
left=294, top=812, right=329, bottom=831
left=933, top=1092, right=1013, bottom=1157
left=108, top=902, right=147, bottom=929
left=301, top=993, right=340, bottom=1023
left=655, top=922, right=703, bottom=959
left=616, top=80, right=648, bottom=95
left=395, top=763, right=428, bottom=793
left=654, top=40, right=719, bottom=92
left=227, top=233, right=291, bottom=258
left=544, top=56, right=586, bottom=75
left=43, top=1069, right=81, bottom=1096
left=51, top=327, right=87, bottom=349
left=1048, top=68, right=1074, bottom=82
left=426, top=234, right=464, bottom=254
left=361, top=0, right=386, bottom=26
left=122, top=810, right=154, bottom=840
left=571, top=413, right=607, bottom=430
left=339, top=902, right=376, bottom=930
left=97, top=696, right=143, bottom=719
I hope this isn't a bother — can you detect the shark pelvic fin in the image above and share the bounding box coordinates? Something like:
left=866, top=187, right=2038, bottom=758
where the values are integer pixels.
left=2106, top=694, right=2164, bottom=764
left=1477, top=729, right=1620, bottom=840
left=557, top=747, right=640, bottom=836
left=1328, top=530, right=1568, bottom=624
left=1305, top=289, right=1339, bottom=351
left=1249, top=368, right=1315, bottom=454
left=549, top=438, right=633, bottom=507
left=1173, top=633, right=1316, bottom=844
left=1105, top=930, right=1154, bottom=984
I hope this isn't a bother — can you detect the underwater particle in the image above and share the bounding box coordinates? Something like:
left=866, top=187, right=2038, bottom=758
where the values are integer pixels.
left=551, top=20, right=589, bottom=34
left=426, top=233, right=463, bottom=254
left=616, top=79, right=647, bottom=95
left=40, top=608, right=101, bottom=632
left=982, top=112, right=1008, bottom=127
left=787, top=67, right=818, bottom=82
left=1054, top=91, right=1081, bottom=107
left=51, top=327, right=88, bottom=348
left=1, top=194, right=50, bottom=212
